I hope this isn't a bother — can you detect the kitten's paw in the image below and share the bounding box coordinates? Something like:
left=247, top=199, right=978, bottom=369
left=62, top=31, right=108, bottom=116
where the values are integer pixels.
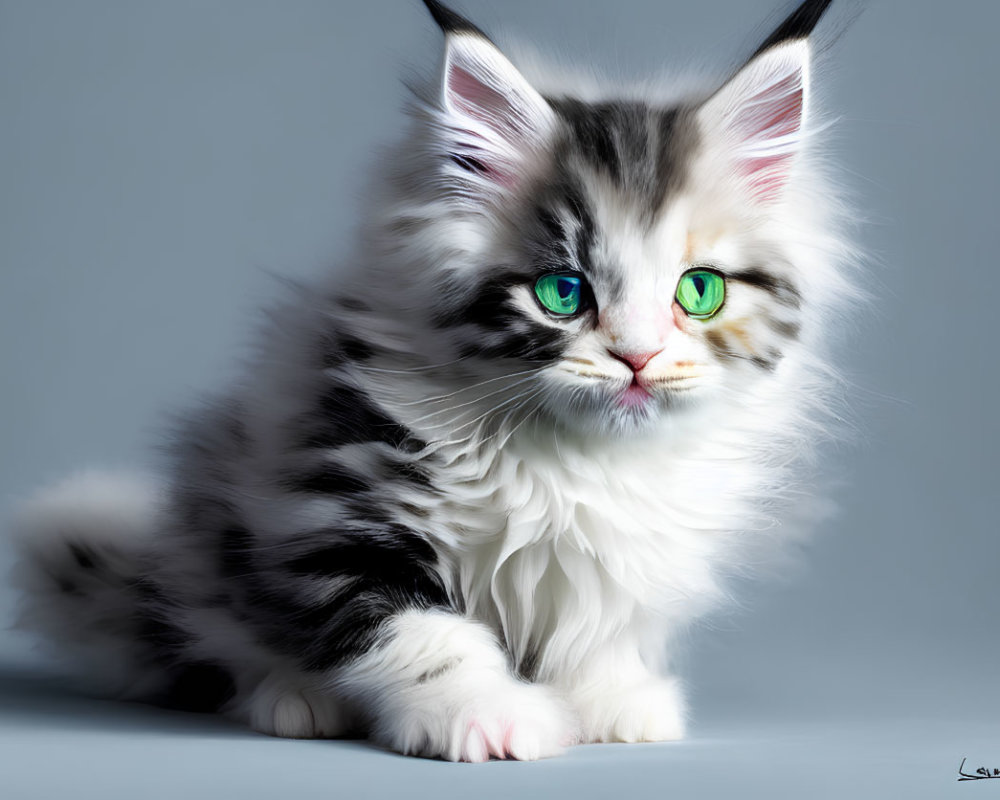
left=380, top=675, right=574, bottom=762
left=573, top=676, right=686, bottom=744
left=242, top=674, right=351, bottom=739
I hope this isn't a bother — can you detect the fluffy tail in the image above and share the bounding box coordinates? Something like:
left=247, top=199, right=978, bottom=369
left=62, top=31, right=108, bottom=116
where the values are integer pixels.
left=10, top=471, right=166, bottom=696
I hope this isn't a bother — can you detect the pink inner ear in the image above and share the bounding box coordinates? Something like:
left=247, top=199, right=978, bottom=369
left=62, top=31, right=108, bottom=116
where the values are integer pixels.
left=445, top=65, right=523, bottom=188
left=449, top=66, right=508, bottom=125
left=734, top=72, right=804, bottom=201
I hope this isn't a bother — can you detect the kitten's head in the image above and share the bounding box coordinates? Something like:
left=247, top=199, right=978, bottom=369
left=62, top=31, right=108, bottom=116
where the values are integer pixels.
left=378, top=0, right=844, bottom=438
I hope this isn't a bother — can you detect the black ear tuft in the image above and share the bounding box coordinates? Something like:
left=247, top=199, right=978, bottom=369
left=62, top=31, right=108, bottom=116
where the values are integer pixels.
left=752, top=0, right=834, bottom=58
left=421, top=0, right=491, bottom=40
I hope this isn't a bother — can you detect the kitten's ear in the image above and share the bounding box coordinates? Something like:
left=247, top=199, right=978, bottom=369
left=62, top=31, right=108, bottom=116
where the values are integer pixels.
left=697, top=0, right=833, bottom=202
left=422, top=1, right=554, bottom=195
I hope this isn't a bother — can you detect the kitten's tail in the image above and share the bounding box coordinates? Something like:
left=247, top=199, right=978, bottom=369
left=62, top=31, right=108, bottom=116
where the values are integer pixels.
left=9, top=471, right=165, bottom=695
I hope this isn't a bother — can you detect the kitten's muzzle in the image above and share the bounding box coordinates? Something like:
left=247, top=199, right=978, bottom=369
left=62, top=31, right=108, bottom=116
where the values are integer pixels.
left=606, top=349, right=663, bottom=374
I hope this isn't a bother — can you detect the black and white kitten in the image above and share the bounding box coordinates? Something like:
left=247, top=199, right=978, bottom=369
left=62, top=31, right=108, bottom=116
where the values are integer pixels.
left=12, top=0, right=853, bottom=761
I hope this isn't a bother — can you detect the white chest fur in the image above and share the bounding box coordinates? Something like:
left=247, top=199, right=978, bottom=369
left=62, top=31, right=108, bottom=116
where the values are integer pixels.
left=434, top=420, right=764, bottom=681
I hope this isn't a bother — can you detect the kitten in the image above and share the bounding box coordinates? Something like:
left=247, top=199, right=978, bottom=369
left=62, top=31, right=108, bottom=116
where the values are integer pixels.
left=11, top=0, right=852, bottom=761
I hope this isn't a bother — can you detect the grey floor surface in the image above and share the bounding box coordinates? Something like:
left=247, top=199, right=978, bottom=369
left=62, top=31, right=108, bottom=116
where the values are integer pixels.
left=0, top=658, right=991, bottom=800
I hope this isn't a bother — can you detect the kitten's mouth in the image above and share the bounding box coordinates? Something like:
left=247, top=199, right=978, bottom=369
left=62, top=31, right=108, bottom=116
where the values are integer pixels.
left=617, top=378, right=654, bottom=409
left=558, top=365, right=699, bottom=410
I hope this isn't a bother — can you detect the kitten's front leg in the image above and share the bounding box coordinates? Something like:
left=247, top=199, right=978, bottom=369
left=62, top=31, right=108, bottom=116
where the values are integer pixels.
left=337, top=608, right=575, bottom=761
left=559, top=642, right=686, bottom=744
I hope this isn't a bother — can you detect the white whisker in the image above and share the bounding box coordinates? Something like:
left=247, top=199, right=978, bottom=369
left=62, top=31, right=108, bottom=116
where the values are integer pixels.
left=390, top=367, right=546, bottom=408
left=403, top=373, right=543, bottom=426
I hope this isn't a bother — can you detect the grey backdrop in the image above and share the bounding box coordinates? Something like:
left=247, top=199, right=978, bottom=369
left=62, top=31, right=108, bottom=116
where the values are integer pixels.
left=1, top=1, right=997, bottom=798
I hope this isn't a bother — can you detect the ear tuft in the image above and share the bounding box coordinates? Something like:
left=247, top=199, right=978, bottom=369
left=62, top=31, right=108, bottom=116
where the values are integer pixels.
left=751, top=0, right=834, bottom=58
left=422, top=0, right=490, bottom=40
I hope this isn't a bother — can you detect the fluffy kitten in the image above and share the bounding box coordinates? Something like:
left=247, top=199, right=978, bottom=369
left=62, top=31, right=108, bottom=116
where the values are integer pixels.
left=11, top=0, right=853, bottom=761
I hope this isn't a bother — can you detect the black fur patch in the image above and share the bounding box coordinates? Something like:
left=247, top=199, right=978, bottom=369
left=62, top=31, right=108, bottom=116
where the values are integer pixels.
left=385, top=459, right=437, bottom=491
left=219, top=525, right=254, bottom=583
left=55, top=576, right=82, bottom=596
left=283, top=528, right=438, bottom=579
left=433, top=268, right=533, bottom=331
left=176, top=492, right=240, bottom=536
left=422, top=0, right=491, bottom=41
left=399, top=502, right=431, bottom=519
left=281, top=463, right=373, bottom=496
left=450, top=154, right=490, bottom=175
left=729, top=268, right=802, bottom=308
left=548, top=98, right=697, bottom=221
left=344, top=499, right=397, bottom=527
left=433, top=269, right=569, bottom=363
left=457, top=327, right=567, bottom=363
left=68, top=542, right=97, bottom=571
left=516, top=647, right=541, bottom=681
left=298, top=383, right=425, bottom=453
left=318, top=328, right=374, bottom=369
left=218, top=520, right=450, bottom=672
left=278, top=526, right=449, bottom=670
left=162, top=662, right=236, bottom=713
left=338, top=333, right=373, bottom=363
left=526, top=177, right=598, bottom=274
left=336, top=296, right=371, bottom=313
left=134, top=579, right=192, bottom=660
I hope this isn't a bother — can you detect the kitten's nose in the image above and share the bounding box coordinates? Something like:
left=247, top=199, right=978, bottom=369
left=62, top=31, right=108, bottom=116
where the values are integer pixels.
left=607, top=349, right=662, bottom=373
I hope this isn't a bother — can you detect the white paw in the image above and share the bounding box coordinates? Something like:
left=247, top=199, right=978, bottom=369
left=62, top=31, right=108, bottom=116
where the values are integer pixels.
left=573, top=676, right=686, bottom=744
left=378, top=673, right=575, bottom=762
left=243, top=673, right=351, bottom=739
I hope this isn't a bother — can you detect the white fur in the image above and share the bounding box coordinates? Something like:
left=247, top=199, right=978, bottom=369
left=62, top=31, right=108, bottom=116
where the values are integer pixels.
left=336, top=609, right=574, bottom=761
left=238, top=671, right=351, bottom=739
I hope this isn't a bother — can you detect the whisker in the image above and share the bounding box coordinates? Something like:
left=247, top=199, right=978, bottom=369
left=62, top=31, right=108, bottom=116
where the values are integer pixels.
left=352, top=354, right=475, bottom=376
left=478, top=389, right=544, bottom=448
left=496, top=394, right=543, bottom=450
left=444, top=388, right=539, bottom=435
left=389, top=366, right=546, bottom=407
left=427, top=387, right=542, bottom=446
left=403, top=373, right=543, bottom=425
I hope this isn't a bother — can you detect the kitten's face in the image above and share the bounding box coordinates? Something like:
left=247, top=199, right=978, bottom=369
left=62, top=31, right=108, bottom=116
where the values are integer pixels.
left=409, top=24, right=815, bottom=438
left=485, top=106, right=804, bottom=436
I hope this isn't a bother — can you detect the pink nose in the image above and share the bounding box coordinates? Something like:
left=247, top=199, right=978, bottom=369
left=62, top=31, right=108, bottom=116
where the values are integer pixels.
left=607, top=349, right=662, bottom=373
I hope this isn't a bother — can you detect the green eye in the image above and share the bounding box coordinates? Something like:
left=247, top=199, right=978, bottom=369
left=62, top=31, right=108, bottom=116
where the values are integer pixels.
left=675, top=269, right=725, bottom=319
left=534, top=274, right=583, bottom=316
